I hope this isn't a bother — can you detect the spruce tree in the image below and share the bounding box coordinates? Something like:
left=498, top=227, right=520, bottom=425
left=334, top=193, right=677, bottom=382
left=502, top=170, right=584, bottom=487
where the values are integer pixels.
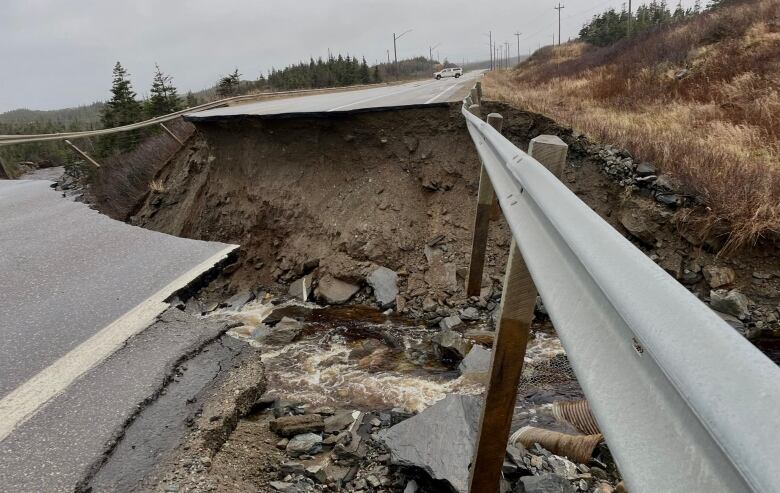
left=99, top=62, right=143, bottom=155
left=360, top=57, right=371, bottom=84
left=146, top=64, right=181, bottom=118
left=216, top=69, right=241, bottom=98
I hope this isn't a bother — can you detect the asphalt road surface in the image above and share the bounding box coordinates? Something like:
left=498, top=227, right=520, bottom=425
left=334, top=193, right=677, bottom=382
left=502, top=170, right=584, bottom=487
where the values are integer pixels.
left=187, top=70, right=482, bottom=120
left=0, top=181, right=235, bottom=437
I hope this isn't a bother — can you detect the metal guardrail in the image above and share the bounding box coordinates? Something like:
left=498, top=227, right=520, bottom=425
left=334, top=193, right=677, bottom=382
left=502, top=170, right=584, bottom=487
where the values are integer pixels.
left=461, top=91, right=780, bottom=492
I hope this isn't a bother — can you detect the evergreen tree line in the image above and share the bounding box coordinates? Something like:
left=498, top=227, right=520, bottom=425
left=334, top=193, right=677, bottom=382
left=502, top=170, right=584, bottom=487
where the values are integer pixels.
left=265, top=55, right=376, bottom=92
left=579, top=0, right=731, bottom=46
left=0, top=120, right=78, bottom=165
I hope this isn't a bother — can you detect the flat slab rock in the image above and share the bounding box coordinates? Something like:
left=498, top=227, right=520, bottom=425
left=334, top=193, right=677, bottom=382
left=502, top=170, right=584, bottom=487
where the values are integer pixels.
left=316, top=275, right=360, bottom=304
left=270, top=414, right=325, bottom=437
left=378, top=394, right=482, bottom=493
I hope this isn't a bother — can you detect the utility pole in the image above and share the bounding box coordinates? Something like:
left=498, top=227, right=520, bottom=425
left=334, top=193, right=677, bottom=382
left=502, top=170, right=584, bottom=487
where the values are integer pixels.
left=514, top=32, right=522, bottom=65
left=505, top=42, right=511, bottom=67
left=489, top=30, right=493, bottom=70
left=554, top=3, right=565, bottom=46
left=393, top=30, right=412, bottom=78
left=627, top=0, right=633, bottom=36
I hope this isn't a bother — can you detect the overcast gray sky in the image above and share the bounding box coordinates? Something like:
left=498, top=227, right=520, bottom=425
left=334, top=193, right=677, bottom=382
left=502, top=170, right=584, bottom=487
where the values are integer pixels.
left=0, top=0, right=699, bottom=113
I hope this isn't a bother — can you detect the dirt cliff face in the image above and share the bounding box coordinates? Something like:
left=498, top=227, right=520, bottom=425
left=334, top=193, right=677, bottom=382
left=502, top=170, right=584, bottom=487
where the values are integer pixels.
left=131, top=105, right=512, bottom=305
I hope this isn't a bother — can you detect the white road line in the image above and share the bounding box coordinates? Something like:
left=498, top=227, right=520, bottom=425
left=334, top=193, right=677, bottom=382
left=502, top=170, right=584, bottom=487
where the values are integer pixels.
left=327, top=80, right=439, bottom=112
left=425, top=79, right=466, bottom=104
left=0, top=244, right=237, bottom=443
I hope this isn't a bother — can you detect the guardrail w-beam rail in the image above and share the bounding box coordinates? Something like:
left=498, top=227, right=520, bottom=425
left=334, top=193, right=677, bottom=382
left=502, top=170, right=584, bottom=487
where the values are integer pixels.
left=461, top=84, right=780, bottom=493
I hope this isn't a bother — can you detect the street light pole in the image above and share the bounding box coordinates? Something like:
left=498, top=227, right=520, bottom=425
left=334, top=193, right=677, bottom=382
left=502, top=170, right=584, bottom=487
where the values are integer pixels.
left=429, top=43, right=441, bottom=62
left=393, top=29, right=412, bottom=78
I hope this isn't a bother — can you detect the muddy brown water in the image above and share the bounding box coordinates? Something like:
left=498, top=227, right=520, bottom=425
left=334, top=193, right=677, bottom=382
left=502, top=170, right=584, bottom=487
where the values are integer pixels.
left=218, top=299, right=582, bottom=433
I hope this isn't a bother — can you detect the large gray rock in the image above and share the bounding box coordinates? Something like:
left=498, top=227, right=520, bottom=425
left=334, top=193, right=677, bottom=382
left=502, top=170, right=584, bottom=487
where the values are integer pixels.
left=432, top=330, right=472, bottom=363
left=315, top=275, right=360, bottom=304
left=635, top=162, right=656, bottom=177
left=324, top=411, right=356, bottom=433
left=378, top=394, right=482, bottom=493
left=289, top=273, right=315, bottom=301
left=439, top=314, right=463, bottom=331
left=223, top=291, right=255, bottom=311
left=710, top=289, right=750, bottom=320
left=367, top=266, right=399, bottom=307
left=265, top=317, right=303, bottom=345
left=459, top=307, right=480, bottom=321
left=459, top=346, right=492, bottom=375
left=286, top=432, right=323, bottom=457
left=515, top=474, right=575, bottom=493
left=619, top=205, right=657, bottom=246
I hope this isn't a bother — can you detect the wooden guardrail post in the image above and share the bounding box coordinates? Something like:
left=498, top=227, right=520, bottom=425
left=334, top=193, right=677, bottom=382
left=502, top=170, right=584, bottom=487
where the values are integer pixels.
left=466, top=112, right=503, bottom=297
left=528, top=135, right=568, bottom=178
left=64, top=140, right=101, bottom=169
left=468, top=239, right=537, bottom=492
left=468, top=136, right=568, bottom=493
left=159, top=122, right=184, bottom=146
left=475, top=81, right=483, bottom=102
left=470, top=87, right=480, bottom=106
left=468, top=103, right=482, bottom=120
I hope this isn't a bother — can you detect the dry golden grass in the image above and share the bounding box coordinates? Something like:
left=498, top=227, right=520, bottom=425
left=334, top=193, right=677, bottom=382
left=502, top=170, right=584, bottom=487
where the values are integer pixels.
left=484, top=0, right=780, bottom=249
left=148, top=179, right=166, bottom=193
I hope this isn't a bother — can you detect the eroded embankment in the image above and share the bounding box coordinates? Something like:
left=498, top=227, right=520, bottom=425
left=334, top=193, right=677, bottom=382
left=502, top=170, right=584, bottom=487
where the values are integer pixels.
left=130, top=105, right=513, bottom=311
left=126, top=103, right=779, bottom=346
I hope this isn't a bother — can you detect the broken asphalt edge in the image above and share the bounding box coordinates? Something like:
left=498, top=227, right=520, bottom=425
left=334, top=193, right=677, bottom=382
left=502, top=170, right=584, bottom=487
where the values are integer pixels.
left=0, top=244, right=239, bottom=445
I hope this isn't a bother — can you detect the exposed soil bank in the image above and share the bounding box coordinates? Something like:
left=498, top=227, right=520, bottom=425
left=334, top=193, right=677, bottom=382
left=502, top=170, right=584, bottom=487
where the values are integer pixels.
left=131, top=105, right=513, bottom=311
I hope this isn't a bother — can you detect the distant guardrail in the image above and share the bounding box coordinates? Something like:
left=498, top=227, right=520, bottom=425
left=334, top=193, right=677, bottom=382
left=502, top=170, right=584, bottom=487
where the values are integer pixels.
left=0, top=82, right=399, bottom=147
left=461, top=83, right=780, bottom=492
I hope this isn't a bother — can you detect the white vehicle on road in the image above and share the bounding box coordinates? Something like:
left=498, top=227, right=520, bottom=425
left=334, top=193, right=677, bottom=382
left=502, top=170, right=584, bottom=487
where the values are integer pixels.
left=434, top=67, right=463, bottom=80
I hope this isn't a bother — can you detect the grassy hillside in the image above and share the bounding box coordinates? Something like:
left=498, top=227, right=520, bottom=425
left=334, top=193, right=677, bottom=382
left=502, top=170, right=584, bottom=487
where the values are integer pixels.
left=484, top=0, right=779, bottom=249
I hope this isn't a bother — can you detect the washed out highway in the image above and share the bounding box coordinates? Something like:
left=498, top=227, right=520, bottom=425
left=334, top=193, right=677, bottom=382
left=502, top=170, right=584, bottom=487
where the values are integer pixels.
left=0, top=72, right=483, bottom=491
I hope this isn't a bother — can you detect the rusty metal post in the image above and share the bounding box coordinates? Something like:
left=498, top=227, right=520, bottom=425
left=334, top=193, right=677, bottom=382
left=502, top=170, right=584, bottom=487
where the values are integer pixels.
left=64, top=140, right=101, bottom=169
left=466, top=113, right=503, bottom=297
left=159, top=122, right=184, bottom=146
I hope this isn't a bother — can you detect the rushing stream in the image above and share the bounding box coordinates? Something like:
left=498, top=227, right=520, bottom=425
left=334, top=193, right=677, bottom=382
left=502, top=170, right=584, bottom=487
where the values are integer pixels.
left=213, top=298, right=583, bottom=428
